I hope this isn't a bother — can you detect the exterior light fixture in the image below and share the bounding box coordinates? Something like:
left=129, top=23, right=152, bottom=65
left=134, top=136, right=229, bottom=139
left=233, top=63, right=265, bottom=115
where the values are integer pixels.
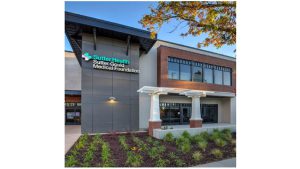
left=108, top=96, right=117, bottom=103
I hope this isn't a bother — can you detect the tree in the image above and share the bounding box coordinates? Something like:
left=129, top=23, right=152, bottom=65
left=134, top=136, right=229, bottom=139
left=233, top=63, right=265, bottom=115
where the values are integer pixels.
left=140, top=1, right=236, bottom=48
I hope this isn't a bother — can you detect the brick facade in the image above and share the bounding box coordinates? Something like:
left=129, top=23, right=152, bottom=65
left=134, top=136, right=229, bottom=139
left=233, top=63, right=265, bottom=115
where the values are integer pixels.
left=157, top=46, right=236, bottom=93
left=65, top=95, right=81, bottom=103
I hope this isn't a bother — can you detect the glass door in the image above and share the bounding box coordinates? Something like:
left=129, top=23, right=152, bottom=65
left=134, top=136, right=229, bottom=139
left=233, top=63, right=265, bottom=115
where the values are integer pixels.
left=181, top=107, right=191, bottom=124
left=201, top=104, right=218, bottom=123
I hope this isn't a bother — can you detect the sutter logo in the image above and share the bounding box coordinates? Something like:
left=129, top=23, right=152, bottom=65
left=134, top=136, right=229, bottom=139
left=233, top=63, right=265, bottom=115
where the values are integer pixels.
left=81, top=52, right=130, bottom=64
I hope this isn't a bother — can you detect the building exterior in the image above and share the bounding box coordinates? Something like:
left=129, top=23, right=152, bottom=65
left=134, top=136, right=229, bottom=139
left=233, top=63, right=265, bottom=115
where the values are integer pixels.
left=65, top=12, right=236, bottom=135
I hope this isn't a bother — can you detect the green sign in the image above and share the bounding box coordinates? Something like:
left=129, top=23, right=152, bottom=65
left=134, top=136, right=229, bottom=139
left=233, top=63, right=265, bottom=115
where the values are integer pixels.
left=82, top=52, right=130, bottom=65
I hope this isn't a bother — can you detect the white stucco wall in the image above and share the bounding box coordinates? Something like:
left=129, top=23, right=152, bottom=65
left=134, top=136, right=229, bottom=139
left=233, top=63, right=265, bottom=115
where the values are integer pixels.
left=65, top=51, right=81, bottom=90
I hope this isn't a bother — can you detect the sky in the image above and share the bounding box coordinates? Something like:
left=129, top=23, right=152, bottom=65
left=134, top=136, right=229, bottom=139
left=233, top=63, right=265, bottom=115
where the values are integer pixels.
left=65, top=1, right=236, bottom=57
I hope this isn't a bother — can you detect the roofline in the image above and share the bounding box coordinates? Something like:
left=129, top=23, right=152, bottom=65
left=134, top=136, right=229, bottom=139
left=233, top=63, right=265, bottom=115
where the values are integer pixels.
left=65, top=11, right=156, bottom=40
left=157, top=39, right=235, bottom=59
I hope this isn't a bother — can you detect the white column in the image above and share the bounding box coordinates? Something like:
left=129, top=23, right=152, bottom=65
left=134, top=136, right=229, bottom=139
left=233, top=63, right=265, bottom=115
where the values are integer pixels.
left=149, top=93, right=161, bottom=121
left=190, top=96, right=202, bottom=120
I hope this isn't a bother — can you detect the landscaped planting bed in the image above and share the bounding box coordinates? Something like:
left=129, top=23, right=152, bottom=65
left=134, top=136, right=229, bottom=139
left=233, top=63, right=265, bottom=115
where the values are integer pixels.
left=65, top=129, right=236, bottom=167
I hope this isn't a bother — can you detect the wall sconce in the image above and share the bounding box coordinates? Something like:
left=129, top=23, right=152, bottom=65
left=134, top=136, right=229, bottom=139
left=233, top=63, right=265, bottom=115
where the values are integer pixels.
left=108, top=96, right=117, bottom=103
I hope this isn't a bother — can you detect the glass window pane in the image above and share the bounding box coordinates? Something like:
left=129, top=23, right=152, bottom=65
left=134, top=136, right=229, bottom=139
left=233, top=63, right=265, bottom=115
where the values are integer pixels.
left=168, top=61, right=179, bottom=80
left=223, top=71, right=231, bottom=86
left=180, top=64, right=191, bottom=81
left=192, top=66, right=202, bottom=82
left=204, top=67, right=213, bottom=83
left=214, top=69, right=223, bottom=85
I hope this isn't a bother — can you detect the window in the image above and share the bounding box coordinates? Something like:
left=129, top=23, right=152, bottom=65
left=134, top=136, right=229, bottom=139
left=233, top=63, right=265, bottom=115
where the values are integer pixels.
left=214, top=66, right=223, bottom=85
left=168, top=58, right=179, bottom=80
left=203, top=64, right=213, bottom=84
left=223, top=68, right=231, bottom=86
left=180, top=60, right=191, bottom=81
left=192, top=62, right=203, bottom=82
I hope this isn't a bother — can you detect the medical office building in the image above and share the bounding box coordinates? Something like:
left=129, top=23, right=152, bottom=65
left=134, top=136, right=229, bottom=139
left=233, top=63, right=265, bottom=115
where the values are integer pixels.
left=65, top=12, right=236, bottom=136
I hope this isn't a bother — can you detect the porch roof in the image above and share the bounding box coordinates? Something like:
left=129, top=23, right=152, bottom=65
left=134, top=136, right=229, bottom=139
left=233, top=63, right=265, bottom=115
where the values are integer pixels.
left=137, top=86, right=235, bottom=97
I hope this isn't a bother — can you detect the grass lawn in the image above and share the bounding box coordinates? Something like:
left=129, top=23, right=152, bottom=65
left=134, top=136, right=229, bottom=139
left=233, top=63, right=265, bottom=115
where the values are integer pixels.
left=65, top=129, right=236, bottom=167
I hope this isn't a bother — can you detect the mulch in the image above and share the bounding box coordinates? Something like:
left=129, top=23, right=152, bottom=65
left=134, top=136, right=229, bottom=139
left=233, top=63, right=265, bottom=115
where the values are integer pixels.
left=65, top=132, right=236, bottom=167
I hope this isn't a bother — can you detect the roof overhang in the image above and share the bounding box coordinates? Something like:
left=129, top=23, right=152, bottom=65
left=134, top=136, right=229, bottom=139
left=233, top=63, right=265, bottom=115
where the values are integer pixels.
left=65, top=12, right=157, bottom=66
left=137, top=86, right=235, bottom=97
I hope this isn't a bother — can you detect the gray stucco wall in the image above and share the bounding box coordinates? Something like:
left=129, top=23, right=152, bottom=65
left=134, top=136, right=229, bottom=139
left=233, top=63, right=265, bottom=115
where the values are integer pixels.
left=65, top=51, right=81, bottom=90
left=81, top=34, right=139, bottom=133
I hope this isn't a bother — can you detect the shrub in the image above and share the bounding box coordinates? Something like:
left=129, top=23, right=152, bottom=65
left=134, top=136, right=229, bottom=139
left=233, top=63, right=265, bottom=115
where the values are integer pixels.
left=168, top=152, right=178, bottom=159
left=157, top=145, right=166, bottom=153
left=176, top=136, right=189, bottom=146
left=192, top=151, right=203, bottom=161
left=182, top=131, right=191, bottom=140
left=155, top=158, right=169, bottom=167
left=197, top=140, right=208, bottom=151
left=180, top=141, right=191, bottom=153
left=153, top=140, right=160, bottom=146
left=175, top=159, right=185, bottom=167
left=163, top=132, right=174, bottom=142
left=214, top=138, right=227, bottom=147
left=65, top=155, right=77, bottom=167
left=211, top=149, right=223, bottom=159
left=118, top=136, right=129, bottom=151
left=101, top=142, right=115, bottom=167
left=199, top=131, right=210, bottom=141
left=210, top=129, right=222, bottom=141
left=146, top=136, right=153, bottom=144
left=222, top=128, right=233, bottom=141
left=84, top=150, right=94, bottom=164
left=148, top=147, right=160, bottom=159
left=126, top=152, right=143, bottom=167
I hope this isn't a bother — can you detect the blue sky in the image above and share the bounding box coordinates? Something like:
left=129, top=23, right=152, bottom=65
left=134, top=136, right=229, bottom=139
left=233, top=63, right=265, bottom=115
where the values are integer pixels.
left=65, top=1, right=236, bottom=57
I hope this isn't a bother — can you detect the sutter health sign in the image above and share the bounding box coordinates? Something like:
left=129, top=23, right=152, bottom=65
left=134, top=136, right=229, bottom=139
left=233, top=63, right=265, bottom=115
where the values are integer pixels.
left=82, top=52, right=139, bottom=73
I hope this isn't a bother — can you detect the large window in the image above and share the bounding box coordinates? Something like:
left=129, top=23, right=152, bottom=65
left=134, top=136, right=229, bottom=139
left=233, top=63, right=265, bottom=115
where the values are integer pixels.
left=203, top=64, right=213, bottom=84
left=168, top=58, right=180, bottom=80
left=180, top=60, right=191, bottom=81
left=214, top=66, right=223, bottom=85
left=223, top=68, right=232, bottom=86
left=167, top=56, right=232, bottom=86
left=192, top=62, right=203, bottom=82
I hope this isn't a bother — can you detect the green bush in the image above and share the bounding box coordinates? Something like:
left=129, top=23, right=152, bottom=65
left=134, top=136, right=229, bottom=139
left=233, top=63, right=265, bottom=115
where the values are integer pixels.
left=163, top=132, right=174, bottom=142
left=214, top=138, right=227, bottom=147
left=155, top=158, right=169, bottom=167
left=118, top=136, right=129, bottom=151
left=222, top=128, right=232, bottom=141
left=180, top=141, right=191, bottom=153
left=168, top=152, right=178, bottom=159
left=192, top=151, right=203, bottom=161
left=101, top=142, right=115, bottom=167
left=199, top=131, right=210, bottom=141
left=148, top=147, right=160, bottom=159
left=153, top=140, right=160, bottom=146
left=157, top=145, right=166, bottom=153
left=175, top=159, right=185, bottom=167
left=126, top=152, right=143, bottom=167
left=197, top=140, right=208, bottom=151
left=182, top=131, right=191, bottom=140
left=210, top=129, right=222, bottom=141
left=211, top=149, right=223, bottom=159
left=176, top=136, right=189, bottom=146
left=146, top=136, right=153, bottom=144
left=65, top=155, right=77, bottom=167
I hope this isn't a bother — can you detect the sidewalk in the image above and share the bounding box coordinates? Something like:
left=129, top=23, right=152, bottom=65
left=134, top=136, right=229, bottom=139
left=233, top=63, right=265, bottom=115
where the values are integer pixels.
left=65, top=125, right=81, bottom=154
left=195, top=158, right=236, bottom=167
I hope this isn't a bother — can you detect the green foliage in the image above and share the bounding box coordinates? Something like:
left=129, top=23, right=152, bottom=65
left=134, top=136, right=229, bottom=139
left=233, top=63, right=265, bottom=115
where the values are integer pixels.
left=199, top=131, right=210, bottom=141
left=153, top=140, right=160, bottom=146
left=101, top=142, right=115, bottom=167
left=176, top=136, right=190, bottom=146
left=146, top=136, right=154, bottom=144
left=182, top=131, right=191, bottom=140
left=168, top=152, right=178, bottom=159
left=157, top=145, right=166, bottom=153
left=148, top=147, right=160, bottom=159
left=214, top=138, right=227, bottom=147
left=126, top=151, right=143, bottom=167
left=118, top=135, right=129, bottom=151
left=163, top=132, right=174, bottom=142
left=155, top=158, right=169, bottom=167
left=132, top=136, right=148, bottom=151
left=211, top=148, right=223, bottom=159
left=192, top=151, right=203, bottom=161
left=140, top=1, right=236, bottom=48
left=65, top=155, right=77, bottom=167
left=175, top=159, right=186, bottom=167
left=180, top=141, right=191, bottom=153
left=222, top=128, right=233, bottom=141
left=210, top=129, right=222, bottom=141
left=197, top=140, right=208, bottom=151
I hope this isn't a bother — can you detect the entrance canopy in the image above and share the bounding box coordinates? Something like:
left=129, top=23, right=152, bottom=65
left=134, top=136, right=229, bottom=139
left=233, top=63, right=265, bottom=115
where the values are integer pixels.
left=137, top=86, right=235, bottom=97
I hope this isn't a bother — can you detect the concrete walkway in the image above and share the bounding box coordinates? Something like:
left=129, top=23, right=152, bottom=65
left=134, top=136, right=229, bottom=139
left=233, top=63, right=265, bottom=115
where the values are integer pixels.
left=65, top=125, right=81, bottom=154
left=195, top=158, right=236, bottom=167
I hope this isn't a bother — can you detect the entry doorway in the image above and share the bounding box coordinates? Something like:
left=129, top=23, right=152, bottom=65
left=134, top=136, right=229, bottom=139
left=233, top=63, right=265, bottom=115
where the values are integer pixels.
left=160, top=103, right=191, bottom=125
